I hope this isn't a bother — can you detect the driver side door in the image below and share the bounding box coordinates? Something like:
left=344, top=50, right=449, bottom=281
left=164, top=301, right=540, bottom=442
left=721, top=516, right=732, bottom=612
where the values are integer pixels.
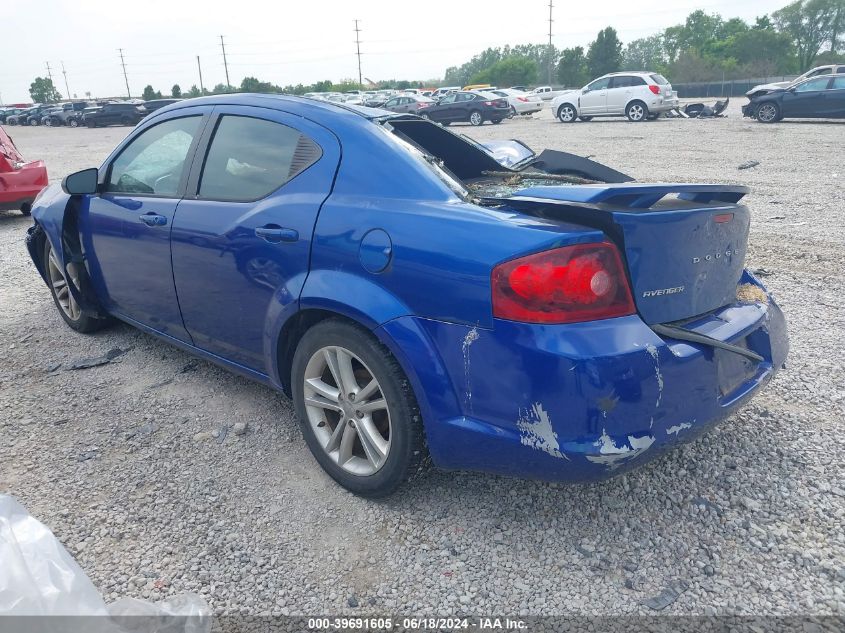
left=579, top=77, right=611, bottom=115
left=82, top=109, right=210, bottom=341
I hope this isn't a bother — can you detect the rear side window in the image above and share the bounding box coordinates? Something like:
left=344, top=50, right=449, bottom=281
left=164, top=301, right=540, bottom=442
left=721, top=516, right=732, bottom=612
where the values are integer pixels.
left=611, top=76, right=646, bottom=88
left=198, top=115, right=322, bottom=202
left=650, top=74, right=669, bottom=85
left=832, top=77, right=845, bottom=89
left=837, top=67, right=845, bottom=74
left=807, top=68, right=831, bottom=78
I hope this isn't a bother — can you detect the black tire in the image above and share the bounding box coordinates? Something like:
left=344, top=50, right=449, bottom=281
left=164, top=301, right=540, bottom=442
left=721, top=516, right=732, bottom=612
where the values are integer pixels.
left=20, top=202, right=32, bottom=216
left=69, top=118, right=79, bottom=128
left=43, top=240, right=108, bottom=334
left=557, top=103, right=577, bottom=123
left=292, top=319, right=427, bottom=497
left=578, top=116, right=593, bottom=122
left=625, top=100, right=648, bottom=122
left=509, top=106, right=517, bottom=118
left=468, top=110, right=484, bottom=126
left=755, top=102, right=780, bottom=123
left=29, top=118, right=39, bottom=126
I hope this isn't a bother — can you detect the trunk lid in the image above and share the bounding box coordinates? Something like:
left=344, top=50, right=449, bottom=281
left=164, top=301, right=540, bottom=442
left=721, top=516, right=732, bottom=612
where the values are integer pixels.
left=506, top=183, right=750, bottom=324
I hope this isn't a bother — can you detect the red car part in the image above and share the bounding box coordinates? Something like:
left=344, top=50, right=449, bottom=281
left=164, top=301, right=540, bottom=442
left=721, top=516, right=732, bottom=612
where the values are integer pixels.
left=0, top=125, right=48, bottom=214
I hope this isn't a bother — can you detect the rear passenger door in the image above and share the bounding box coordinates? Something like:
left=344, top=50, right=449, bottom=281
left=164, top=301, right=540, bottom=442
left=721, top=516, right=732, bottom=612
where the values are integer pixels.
left=170, top=106, right=340, bottom=372
left=606, top=76, right=640, bottom=114
left=782, top=77, right=832, bottom=117
left=825, top=76, right=845, bottom=118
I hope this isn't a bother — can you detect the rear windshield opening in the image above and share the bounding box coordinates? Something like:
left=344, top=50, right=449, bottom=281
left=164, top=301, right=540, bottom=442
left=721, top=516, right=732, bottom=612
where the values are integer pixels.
left=650, top=74, right=670, bottom=85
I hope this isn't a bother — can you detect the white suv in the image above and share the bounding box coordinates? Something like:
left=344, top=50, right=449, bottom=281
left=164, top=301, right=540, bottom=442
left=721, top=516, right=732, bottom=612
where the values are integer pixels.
left=551, top=72, right=679, bottom=122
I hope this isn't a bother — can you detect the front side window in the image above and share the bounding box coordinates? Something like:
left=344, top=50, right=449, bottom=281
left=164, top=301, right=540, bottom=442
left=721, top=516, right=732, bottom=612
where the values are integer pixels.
left=107, top=116, right=201, bottom=196
left=795, top=77, right=831, bottom=92
left=586, top=77, right=611, bottom=91
left=198, top=115, right=322, bottom=202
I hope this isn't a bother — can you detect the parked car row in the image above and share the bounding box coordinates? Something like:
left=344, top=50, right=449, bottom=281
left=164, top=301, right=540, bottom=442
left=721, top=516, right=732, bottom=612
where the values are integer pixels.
left=0, top=99, right=182, bottom=129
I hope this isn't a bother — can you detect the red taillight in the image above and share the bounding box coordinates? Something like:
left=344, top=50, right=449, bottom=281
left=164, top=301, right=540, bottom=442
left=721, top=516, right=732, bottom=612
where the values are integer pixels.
left=492, top=243, right=635, bottom=324
left=484, top=101, right=493, bottom=106
left=648, top=85, right=661, bottom=95
left=517, top=97, right=529, bottom=102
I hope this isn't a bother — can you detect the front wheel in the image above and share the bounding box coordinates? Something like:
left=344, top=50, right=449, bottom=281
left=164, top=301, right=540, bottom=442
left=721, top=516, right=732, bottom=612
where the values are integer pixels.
left=626, top=101, right=648, bottom=122
left=292, top=319, right=427, bottom=497
left=756, top=102, right=780, bottom=123
left=469, top=110, right=483, bottom=126
left=29, top=118, right=39, bottom=126
left=43, top=240, right=107, bottom=334
left=557, top=104, right=577, bottom=123
left=69, top=118, right=79, bottom=128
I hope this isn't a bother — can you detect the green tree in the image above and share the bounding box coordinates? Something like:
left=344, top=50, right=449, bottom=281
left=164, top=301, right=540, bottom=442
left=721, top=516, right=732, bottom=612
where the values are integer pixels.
left=29, top=77, right=62, bottom=103
left=141, top=85, right=162, bottom=100
left=171, top=84, right=182, bottom=98
left=587, top=27, right=624, bottom=77
left=773, top=0, right=842, bottom=70
left=471, top=56, right=538, bottom=86
left=623, top=35, right=666, bottom=71
left=211, top=83, right=229, bottom=94
left=557, top=47, right=590, bottom=86
left=186, top=85, right=201, bottom=98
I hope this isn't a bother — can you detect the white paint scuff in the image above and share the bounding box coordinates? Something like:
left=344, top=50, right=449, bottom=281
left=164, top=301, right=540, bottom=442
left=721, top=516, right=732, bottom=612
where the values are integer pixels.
left=517, top=403, right=569, bottom=460
left=666, top=422, right=692, bottom=436
left=462, top=326, right=479, bottom=412
left=645, top=343, right=664, bottom=409
left=586, top=429, right=655, bottom=469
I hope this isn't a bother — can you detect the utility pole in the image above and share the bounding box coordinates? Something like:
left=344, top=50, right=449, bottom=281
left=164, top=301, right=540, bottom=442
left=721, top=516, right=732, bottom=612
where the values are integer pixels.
left=354, top=19, right=363, bottom=90
left=220, top=35, right=231, bottom=91
left=61, top=62, right=71, bottom=100
left=547, top=0, right=554, bottom=86
left=197, top=56, right=205, bottom=94
left=45, top=61, right=54, bottom=84
left=118, top=48, right=131, bottom=98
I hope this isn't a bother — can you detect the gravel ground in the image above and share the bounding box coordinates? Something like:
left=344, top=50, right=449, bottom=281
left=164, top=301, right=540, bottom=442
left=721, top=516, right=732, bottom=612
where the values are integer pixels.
left=1, top=103, right=844, bottom=618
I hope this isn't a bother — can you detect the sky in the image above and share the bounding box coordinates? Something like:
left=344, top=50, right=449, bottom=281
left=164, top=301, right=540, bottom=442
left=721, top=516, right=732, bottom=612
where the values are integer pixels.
left=3, top=0, right=789, bottom=103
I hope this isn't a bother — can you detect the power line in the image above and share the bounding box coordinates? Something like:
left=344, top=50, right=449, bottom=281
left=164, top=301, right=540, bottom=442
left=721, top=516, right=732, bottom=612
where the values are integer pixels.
left=118, top=48, right=131, bottom=98
left=547, top=0, right=554, bottom=85
left=61, top=62, right=71, bottom=100
left=197, top=56, right=204, bottom=93
left=354, top=19, right=363, bottom=89
left=220, top=35, right=231, bottom=90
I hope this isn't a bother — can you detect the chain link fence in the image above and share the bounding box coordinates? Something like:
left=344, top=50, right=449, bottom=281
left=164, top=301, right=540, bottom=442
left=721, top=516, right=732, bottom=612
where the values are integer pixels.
left=672, top=76, right=799, bottom=98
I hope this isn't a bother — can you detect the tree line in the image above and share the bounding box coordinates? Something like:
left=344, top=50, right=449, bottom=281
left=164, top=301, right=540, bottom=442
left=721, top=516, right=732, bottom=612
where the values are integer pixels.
left=447, top=0, right=844, bottom=87
left=25, top=0, right=845, bottom=104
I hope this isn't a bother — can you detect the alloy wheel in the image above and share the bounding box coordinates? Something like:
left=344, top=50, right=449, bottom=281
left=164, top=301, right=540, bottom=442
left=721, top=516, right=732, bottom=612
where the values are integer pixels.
left=469, top=111, right=482, bottom=126
left=757, top=104, right=778, bottom=123
left=47, top=245, right=81, bottom=321
left=303, top=345, right=391, bottom=476
left=558, top=105, right=575, bottom=122
left=628, top=103, right=645, bottom=121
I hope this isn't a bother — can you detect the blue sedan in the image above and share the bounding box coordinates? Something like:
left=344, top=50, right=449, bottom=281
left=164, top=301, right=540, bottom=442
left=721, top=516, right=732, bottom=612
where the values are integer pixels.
left=26, top=94, right=788, bottom=496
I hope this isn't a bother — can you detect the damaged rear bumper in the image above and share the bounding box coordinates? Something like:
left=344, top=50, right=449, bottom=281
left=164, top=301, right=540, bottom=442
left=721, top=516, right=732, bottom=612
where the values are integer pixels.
left=377, top=272, right=787, bottom=482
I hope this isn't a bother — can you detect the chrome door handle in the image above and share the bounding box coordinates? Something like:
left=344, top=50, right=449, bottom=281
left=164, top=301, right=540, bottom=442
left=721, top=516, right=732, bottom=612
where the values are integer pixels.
left=139, top=213, right=167, bottom=226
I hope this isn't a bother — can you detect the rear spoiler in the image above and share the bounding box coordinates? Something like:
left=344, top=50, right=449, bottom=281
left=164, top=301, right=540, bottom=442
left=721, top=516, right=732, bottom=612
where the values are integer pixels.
left=509, top=183, right=749, bottom=210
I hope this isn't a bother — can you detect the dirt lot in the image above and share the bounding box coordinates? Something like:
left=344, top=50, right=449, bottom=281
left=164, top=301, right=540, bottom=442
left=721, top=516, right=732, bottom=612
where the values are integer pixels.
left=1, top=104, right=844, bottom=617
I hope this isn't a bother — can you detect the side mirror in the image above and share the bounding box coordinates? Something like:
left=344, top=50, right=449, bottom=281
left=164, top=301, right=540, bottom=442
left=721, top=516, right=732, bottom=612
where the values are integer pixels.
left=62, top=168, right=99, bottom=195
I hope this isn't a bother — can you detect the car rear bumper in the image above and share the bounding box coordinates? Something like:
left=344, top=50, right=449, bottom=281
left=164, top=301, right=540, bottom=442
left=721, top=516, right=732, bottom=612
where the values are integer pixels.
left=649, top=97, right=679, bottom=113
left=0, top=160, right=48, bottom=209
left=377, top=271, right=787, bottom=482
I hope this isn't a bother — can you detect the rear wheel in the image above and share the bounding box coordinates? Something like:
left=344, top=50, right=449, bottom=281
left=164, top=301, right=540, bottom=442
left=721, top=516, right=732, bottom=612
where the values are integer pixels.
left=626, top=101, right=648, bottom=122
left=557, top=104, right=576, bottom=123
left=29, top=118, right=39, bottom=126
left=292, top=319, right=427, bottom=497
left=509, top=106, right=517, bottom=117
left=43, top=240, right=107, bottom=334
left=469, top=110, right=483, bottom=126
left=756, top=102, right=780, bottom=123
left=69, top=118, right=79, bottom=128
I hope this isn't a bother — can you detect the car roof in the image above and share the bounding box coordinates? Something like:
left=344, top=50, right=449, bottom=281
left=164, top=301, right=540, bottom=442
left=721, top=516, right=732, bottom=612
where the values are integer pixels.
left=153, top=93, right=392, bottom=123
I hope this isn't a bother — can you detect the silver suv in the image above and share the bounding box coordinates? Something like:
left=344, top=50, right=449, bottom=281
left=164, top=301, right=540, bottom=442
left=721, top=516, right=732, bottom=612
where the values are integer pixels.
left=551, top=72, right=679, bottom=123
